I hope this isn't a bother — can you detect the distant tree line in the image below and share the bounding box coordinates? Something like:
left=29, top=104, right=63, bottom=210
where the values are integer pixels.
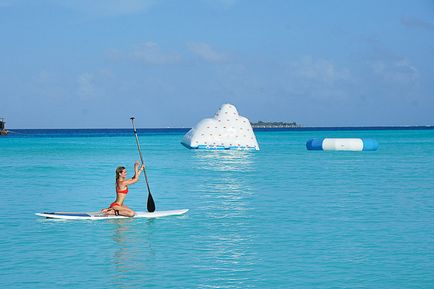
left=250, top=121, right=301, bottom=128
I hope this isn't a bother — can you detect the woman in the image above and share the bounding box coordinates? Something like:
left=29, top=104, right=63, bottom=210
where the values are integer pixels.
left=101, top=161, right=144, bottom=217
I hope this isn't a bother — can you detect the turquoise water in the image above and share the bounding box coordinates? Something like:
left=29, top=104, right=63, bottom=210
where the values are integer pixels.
left=1, top=129, right=434, bottom=288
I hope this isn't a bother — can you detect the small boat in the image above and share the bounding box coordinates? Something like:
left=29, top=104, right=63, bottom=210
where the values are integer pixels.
left=0, top=118, right=8, bottom=136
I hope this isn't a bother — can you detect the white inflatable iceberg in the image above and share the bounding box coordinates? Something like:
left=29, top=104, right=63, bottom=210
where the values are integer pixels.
left=181, top=104, right=260, bottom=150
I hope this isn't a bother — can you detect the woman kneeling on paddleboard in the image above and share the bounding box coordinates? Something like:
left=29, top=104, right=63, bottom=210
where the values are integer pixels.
left=101, top=161, right=144, bottom=217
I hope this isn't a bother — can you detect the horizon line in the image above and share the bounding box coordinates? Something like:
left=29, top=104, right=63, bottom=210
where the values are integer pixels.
left=7, top=125, right=434, bottom=130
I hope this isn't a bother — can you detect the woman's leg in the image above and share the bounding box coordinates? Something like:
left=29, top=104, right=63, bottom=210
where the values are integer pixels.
left=122, top=205, right=135, bottom=217
left=109, top=205, right=135, bottom=217
left=101, top=207, right=114, bottom=214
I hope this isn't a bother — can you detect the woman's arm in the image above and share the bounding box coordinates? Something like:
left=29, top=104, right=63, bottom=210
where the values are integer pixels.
left=123, top=162, right=144, bottom=185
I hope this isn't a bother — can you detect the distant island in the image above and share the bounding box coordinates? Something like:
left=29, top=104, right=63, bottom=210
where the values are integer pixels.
left=250, top=121, right=301, bottom=128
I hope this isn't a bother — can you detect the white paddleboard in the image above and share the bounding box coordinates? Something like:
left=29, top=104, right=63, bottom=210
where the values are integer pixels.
left=35, top=209, right=189, bottom=220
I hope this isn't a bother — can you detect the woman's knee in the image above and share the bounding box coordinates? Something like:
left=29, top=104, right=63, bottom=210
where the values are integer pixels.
left=122, top=208, right=135, bottom=217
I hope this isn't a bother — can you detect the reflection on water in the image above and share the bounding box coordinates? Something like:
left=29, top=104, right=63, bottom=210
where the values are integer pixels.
left=110, top=219, right=134, bottom=283
left=192, top=150, right=255, bottom=172
left=193, top=150, right=255, bottom=218
left=190, top=150, right=260, bottom=287
left=109, top=219, right=155, bottom=287
left=192, top=149, right=256, bottom=213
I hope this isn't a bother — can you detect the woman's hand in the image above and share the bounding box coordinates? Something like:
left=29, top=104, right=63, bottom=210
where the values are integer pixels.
left=134, top=161, right=144, bottom=175
left=135, top=164, right=145, bottom=175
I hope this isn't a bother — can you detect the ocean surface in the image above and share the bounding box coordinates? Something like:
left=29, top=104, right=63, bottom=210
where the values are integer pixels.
left=1, top=128, right=433, bottom=288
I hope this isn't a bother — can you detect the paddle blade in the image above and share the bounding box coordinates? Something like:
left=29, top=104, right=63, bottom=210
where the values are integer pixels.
left=147, top=193, right=156, bottom=212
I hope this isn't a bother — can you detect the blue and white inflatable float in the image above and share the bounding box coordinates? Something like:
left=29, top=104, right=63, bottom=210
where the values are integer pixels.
left=306, top=138, right=378, bottom=151
left=181, top=104, right=260, bottom=150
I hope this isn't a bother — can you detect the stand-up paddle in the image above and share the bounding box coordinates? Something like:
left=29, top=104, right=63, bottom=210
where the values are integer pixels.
left=130, top=117, right=156, bottom=212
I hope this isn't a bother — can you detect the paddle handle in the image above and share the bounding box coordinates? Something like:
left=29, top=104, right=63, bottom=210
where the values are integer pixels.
left=131, top=117, right=145, bottom=164
left=130, top=117, right=156, bottom=212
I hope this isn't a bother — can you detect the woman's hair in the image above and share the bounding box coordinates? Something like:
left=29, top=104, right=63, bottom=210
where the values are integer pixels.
left=115, top=166, right=126, bottom=189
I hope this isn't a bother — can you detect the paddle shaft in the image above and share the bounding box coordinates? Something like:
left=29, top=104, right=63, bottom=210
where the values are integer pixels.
left=130, top=117, right=156, bottom=212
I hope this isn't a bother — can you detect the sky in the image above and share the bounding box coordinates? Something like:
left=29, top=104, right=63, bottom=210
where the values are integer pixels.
left=1, top=0, right=433, bottom=128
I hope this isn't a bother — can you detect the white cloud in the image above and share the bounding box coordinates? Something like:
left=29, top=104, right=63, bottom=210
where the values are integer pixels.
left=131, top=42, right=182, bottom=65
left=370, top=59, right=419, bottom=84
left=291, top=56, right=351, bottom=84
left=401, top=17, right=434, bottom=30
left=105, top=42, right=182, bottom=65
left=77, top=73, right=96, bottom=99
left=187, top=42, right=228, bottom=63
left=33, top=70, right=53, bottom=83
